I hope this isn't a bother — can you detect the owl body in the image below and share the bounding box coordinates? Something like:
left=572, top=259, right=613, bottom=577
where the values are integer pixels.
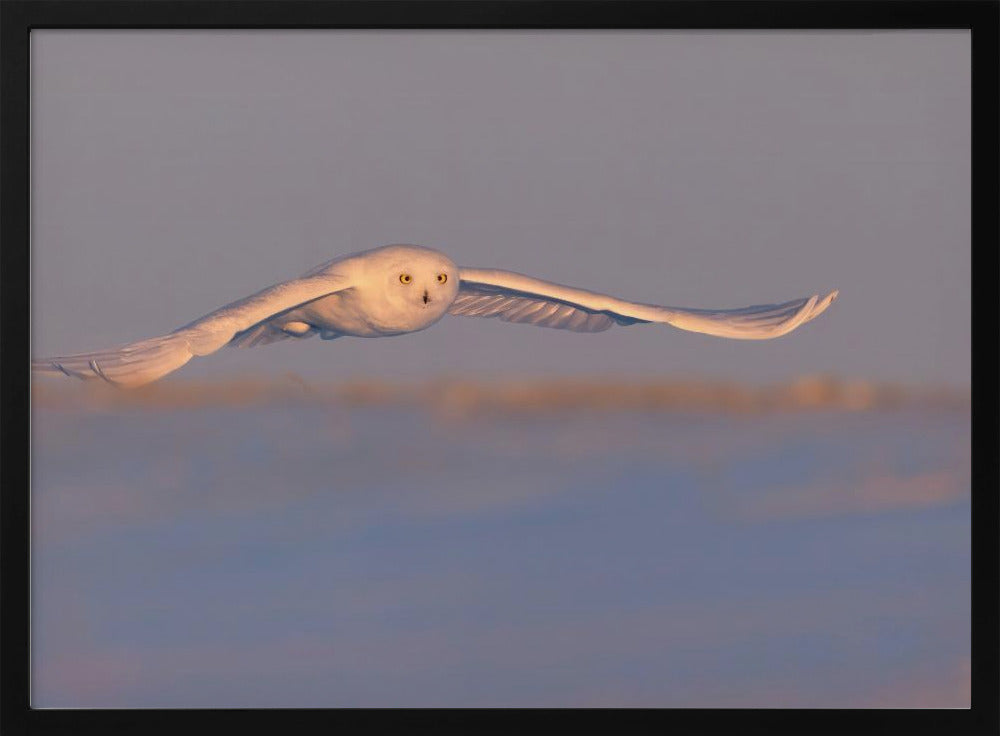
left=238, top=244, right=460, bottom=343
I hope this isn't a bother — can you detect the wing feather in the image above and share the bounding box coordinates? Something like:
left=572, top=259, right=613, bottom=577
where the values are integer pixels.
left=33, top=272, right=349, bottom=387
left=451, top=267, right=837, bottom=339
left=448, top=283, right=617, bottom=333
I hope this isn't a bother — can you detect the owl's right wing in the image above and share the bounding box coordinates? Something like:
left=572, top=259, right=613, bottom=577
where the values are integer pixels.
left=32, top=271, right=352, bottom=387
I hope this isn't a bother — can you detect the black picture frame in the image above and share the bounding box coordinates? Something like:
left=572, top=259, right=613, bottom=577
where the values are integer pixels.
left=2, top=1, right=997, bottom=734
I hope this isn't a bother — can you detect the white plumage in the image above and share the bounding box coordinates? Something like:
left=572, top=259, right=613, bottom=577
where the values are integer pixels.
left=33, top=244, right=838, bottom=388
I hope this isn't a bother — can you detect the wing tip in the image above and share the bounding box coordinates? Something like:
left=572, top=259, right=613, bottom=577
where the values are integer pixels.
left=31, top=333, right=195, bottom=388
left=815, top=289, right=839, bottom=314
left=33, top=359, right=90, bottom=380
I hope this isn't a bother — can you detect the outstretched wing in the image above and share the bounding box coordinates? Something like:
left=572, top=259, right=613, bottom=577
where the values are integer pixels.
left=450, top=268, right=838, bottom=339
left=32, top=272, right=350, bottom=387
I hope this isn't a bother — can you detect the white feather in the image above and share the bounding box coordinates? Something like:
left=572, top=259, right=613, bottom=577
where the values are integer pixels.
left=33, top=272, right=348, bottom=387
left=452, top=268, right=838, bottom=339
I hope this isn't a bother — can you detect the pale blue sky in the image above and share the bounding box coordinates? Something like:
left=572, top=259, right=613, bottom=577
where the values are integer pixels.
left=31, top=30, right=971, bottom=386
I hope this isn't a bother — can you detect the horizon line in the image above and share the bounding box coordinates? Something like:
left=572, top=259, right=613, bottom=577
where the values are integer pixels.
left=30, top=374, right=971, bottom=415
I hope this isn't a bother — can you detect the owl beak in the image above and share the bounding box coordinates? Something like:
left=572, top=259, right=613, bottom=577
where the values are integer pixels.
left=423, top=289, right=430, bottom=305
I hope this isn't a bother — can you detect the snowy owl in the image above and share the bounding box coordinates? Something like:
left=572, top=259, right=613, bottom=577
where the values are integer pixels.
left=33, top=244, right=838, bottom=388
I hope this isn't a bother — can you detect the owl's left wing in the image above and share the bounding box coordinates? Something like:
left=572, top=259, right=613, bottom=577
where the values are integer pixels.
left=449, top=268, right=838, bottom=339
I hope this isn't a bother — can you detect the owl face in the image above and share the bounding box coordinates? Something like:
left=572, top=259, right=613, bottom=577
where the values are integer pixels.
left=358, top=244, right=460, bottom=332
left=391, top=261, right=458, bottom=309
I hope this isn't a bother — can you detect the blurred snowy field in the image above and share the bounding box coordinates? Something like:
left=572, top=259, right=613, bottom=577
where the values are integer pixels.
left=31, top=391, right=970, bottom=707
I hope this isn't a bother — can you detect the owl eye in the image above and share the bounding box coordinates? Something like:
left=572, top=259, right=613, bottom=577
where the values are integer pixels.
left=437, top=273, right=448, bottom=284
left=399, top=273, right=412, bottom=284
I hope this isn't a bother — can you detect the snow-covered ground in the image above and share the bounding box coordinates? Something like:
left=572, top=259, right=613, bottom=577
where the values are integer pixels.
left=31, top=398, right=970, bottom=707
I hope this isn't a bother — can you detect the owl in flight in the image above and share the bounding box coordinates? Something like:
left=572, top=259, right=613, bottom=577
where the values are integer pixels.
left=33, top=244, right=838, bottom=388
